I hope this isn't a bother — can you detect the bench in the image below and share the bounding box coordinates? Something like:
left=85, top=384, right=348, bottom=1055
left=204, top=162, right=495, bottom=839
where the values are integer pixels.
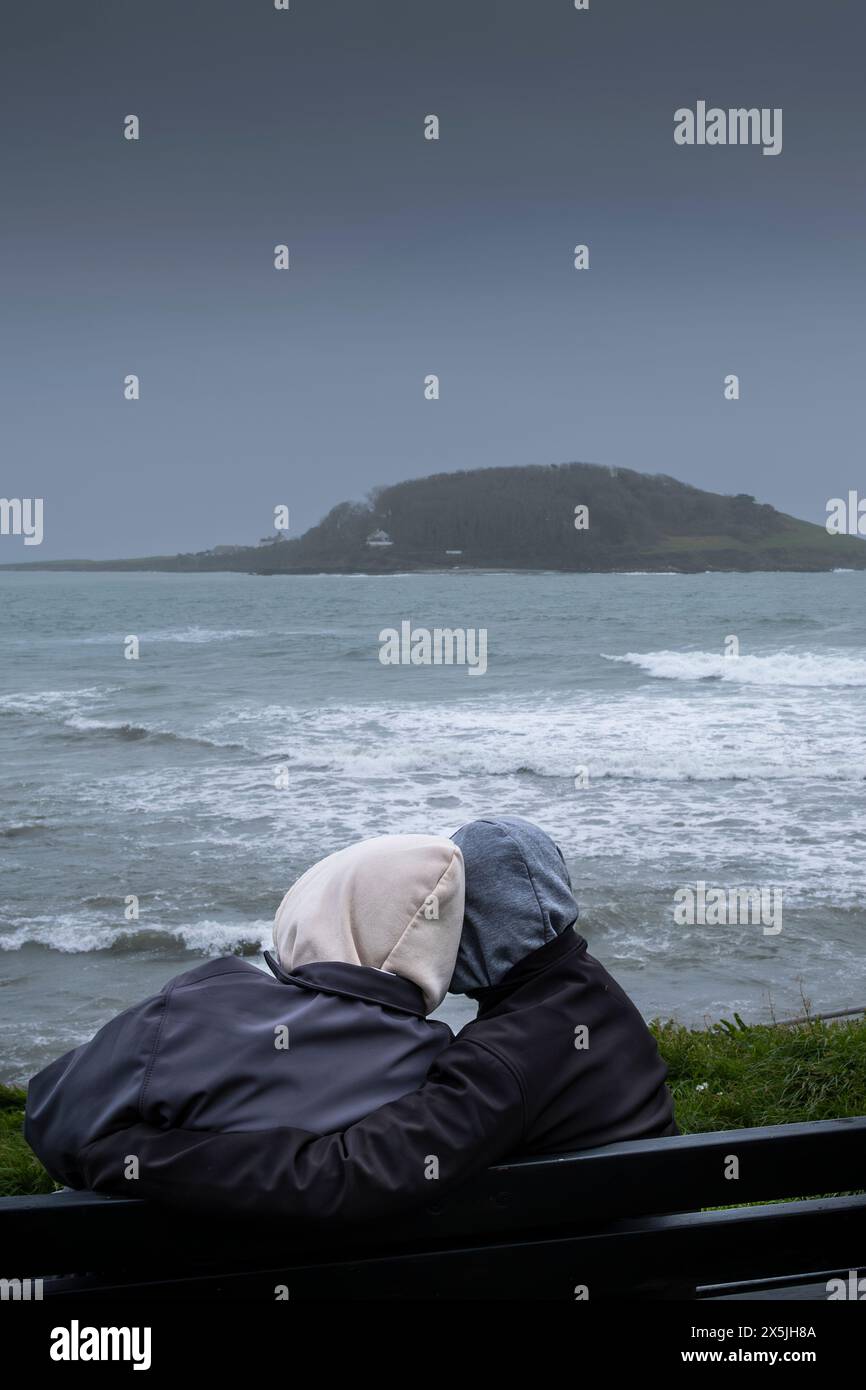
left=2, top=1117, right=864, bottom=1300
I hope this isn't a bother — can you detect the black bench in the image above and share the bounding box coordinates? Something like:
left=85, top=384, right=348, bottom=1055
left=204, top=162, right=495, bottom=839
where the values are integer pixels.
left=2, top=1117, right=864, bottom=1300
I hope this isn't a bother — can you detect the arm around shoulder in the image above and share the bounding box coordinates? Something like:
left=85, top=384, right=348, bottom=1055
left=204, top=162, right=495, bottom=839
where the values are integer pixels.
left=81, top=1034, right=527, bottom=1222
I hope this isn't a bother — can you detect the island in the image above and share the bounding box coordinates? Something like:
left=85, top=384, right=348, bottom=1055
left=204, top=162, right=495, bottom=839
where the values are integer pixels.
left=3, top=462, right=864, bottom=574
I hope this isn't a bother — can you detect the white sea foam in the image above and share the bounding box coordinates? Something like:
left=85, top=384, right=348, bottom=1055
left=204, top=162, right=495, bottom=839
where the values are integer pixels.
left=0, top=915, right=127, bottom=953
left=0, top=686, right=119, bottom=716
left=8, top=679, right=865, bottom=793
left=607, top=649, right=866, bottom=687
left=77, top=626, right=262, bottom=645
left=168, top=919, right=273, bottom=955
left=0, top=914, right=272, bottom=957
left=64, top=715, right=154, bottom=737
left=201, top=691, right=866, bottom=782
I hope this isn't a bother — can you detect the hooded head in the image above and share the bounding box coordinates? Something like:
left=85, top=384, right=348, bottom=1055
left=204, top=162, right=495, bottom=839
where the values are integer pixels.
left=449, top=816, right=577, bottom=995
left=273, top=834, right=465, bottom=1014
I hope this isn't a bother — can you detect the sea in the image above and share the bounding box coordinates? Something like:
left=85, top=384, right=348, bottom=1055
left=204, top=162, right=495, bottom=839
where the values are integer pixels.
left=1, top=568, right=864, bottom=1082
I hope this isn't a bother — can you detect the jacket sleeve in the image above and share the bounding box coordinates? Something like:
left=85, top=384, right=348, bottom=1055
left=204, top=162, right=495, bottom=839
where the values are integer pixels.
left=80, top=1037, right=526, bottom=1221
left=25, top=993, right=166, bottom=1188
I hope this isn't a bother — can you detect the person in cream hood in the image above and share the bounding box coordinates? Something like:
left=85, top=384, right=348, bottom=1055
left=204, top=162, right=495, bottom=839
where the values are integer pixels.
left=272, top=832, right=462, bottom=1014
left=25, top=834, right=465, bottom=1188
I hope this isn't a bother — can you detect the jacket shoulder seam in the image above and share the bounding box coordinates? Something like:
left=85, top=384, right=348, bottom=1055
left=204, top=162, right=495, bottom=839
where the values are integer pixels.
left=137, top=988, right=170, bottom=1118
left=463, top=1035, right=528, bottom=1140
left=170, top=961, right=260, bottom=990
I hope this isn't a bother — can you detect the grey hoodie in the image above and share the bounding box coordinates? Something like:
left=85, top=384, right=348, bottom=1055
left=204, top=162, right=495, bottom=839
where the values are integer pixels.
left=450, top=815, right=577, bottom=994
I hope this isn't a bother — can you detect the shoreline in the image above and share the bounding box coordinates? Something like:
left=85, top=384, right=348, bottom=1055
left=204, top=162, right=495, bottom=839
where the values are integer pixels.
left=2, top=563, right=864, bottom=577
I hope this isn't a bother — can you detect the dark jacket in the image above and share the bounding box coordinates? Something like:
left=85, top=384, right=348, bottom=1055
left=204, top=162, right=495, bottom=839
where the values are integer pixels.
left=25, top=953, right=452, bottom=1188
left=80, top=926, right=677, bottom=1218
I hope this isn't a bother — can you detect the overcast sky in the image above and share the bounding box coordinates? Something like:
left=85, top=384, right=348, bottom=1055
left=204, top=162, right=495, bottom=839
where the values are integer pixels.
left=1, top=0, right=864, bottom=559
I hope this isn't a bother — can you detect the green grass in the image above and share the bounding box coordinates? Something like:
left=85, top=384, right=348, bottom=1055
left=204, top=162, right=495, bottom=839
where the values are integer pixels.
left=644, top=516, right=866, bottom=567
left=0, top=1084, right=59, bottom=1196
left=2, top=1015, right=865, bottom=1197
left=654, top=1014, right=866, bottom=1133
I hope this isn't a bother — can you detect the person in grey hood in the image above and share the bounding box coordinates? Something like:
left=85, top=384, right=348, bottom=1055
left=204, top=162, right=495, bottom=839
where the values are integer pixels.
left=79, top=815, right=677, bottom=1218
left=449, top=815, right=577, bottom=994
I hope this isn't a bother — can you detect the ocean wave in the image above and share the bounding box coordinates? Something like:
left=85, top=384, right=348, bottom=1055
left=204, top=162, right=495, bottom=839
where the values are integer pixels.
left=299, top=749, right=866, bottom=784
left=0, top=686, right=120, bottom=716
left=78, top=627, right=262, bottom=645
left=0, top=688, right=247, bottom=750
left=74, top=723, right=865, bottom=808
left=0, top=917, right=272, bottom=957
left=0, top=822, right=50, bottom=839
left=60, top=715, right=245, bottom=751
left=9, top=681, right=861, bottom=792
left=606, top=649, right=866, bottom=687
left=175, top=690, right=866, bottom=785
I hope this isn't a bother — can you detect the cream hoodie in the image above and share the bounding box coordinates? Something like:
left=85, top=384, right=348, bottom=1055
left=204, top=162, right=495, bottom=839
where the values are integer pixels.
left=273, top=834, right=465, bottom=1014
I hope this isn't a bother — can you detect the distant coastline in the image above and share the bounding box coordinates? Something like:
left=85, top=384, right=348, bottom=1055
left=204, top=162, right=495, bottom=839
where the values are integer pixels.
left=3, top=461, right=864, bottom=574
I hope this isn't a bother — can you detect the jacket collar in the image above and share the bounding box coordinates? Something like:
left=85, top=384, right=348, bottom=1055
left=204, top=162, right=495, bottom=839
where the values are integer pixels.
left=263, top=950, right=428, bottom=1018
left=469, top=926, right=584, bottom=1016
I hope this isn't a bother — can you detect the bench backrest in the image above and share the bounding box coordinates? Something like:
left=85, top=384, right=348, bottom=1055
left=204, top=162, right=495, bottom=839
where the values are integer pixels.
left=2, top=1118, right=864, bottom=1299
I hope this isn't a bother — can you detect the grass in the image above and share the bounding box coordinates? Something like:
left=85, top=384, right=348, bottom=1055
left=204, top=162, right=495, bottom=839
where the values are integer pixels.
left=2, top=1014, right=865, bottom=1197
left=656, top=1014, right=866, bottom=1133
left=0, top=1084, right=59, bottom=1197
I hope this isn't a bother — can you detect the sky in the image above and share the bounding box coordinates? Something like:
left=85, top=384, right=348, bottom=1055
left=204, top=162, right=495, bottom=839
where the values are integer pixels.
left=1, top=0, right=864, bottom=559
